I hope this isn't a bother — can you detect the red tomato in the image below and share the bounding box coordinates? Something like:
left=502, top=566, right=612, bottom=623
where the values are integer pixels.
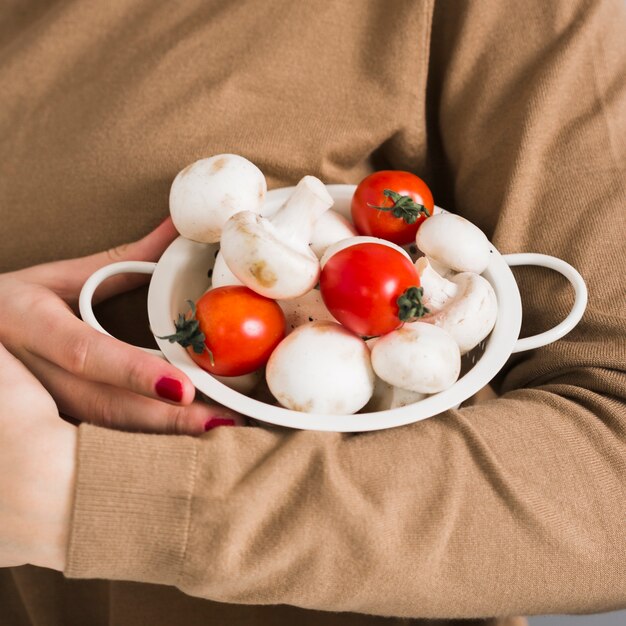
left=320, top=243, right=425, bottom=337
left=351, top=170, right=434, bottom=245
left=162, top=286, right=286, bottom=376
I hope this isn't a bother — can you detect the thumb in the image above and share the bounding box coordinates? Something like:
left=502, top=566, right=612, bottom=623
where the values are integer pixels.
left=19, top=217, right=179, bottom=303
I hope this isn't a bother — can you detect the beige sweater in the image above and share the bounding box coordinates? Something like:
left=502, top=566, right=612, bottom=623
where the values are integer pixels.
left=1, top=0, right=625, bottom=624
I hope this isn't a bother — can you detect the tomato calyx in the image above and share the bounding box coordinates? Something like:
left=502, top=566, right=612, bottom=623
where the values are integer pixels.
left=157, top=300, right=215, bottom=366
left=368, top=189, right=431, bottom=225
left=397, top=286, right=429, bottom=322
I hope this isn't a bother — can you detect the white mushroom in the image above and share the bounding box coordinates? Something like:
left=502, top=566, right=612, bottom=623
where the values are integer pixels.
left=370, top=322, right=461, bottom=394
left=279, top=288, right=337, bottom=333
left=211, top=250, right=243, bottom=288
left=425, top=256, right=454, bottom=279
left=414, top=257, right=458, bottom=311
left=266, top=321, right=374, bottom=414
left=320, top=235, right=412, bottom=269
left=169, top=154, right=266, bottom=244
left=364, top=378, right=427, bottom=412
left=221, top=176, right=333, bottom=299
left=415, top=257, right=497, bottom=354
left=309, top=209, right=358, bottom=258
left=415, top=212, right=494, bottom=274
left=212, top=209, right=357, bottom=287
left=362, top=338, right=426, bottom=411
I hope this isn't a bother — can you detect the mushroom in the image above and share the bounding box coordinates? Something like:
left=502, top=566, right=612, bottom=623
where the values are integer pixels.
left=278, top=288, right=337, bottom=333
left=309, top=210, right=358, bottom=258
left=211, top=250, right=243, bottom=288
left=364, top=378, right=427, bottom=412
left=425, top=256, right=454, bottom=279
left=414, top=257, right=458, bottom=311
left=415, top=257, right=498, bottom=354
left=362, top=338, right=427, bottom=411
left=320, top=235, right=413, bottom=269
left=220, top=175, right=333, bottom=299
left=169, top=154, right=266, bottom=243
left=266, top=321, right=374, bottom=414
left=370, top=322, right=461, bottom=394
left=415, top=212, right=494, bottom=274
left=212, top=209, right=357, bottom=286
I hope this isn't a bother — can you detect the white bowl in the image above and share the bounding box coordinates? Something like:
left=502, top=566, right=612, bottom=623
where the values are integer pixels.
left=80, top=184, right=587, bottom=432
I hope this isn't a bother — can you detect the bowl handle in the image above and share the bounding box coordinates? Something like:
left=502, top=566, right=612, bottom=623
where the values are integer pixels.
left=78, top=261, right=163, bottom=357
left=503, top=253, right=588, bottom=353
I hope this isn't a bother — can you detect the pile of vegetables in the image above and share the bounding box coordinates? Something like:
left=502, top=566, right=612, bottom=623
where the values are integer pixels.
left=161, top=154, right=497, bottom=415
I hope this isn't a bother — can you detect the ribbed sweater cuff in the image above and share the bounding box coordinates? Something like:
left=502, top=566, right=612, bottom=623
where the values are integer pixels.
left=64, top=423, right=198, bottom=585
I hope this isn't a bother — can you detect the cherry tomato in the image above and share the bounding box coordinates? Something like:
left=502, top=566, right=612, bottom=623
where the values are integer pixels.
left=351, top=170, right=434, bottom=245
left=319, top=243, right=425, bottom=337
left=163, top=286, right=286, bottom=376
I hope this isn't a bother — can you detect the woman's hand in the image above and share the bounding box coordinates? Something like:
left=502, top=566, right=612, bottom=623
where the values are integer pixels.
left=0, top=218, right=243, bottom=435
left=0, top=341, right=76, bottom=570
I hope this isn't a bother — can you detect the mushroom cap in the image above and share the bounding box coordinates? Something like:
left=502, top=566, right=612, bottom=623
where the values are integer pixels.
left=371, top=322, right=461, bottom=394
left=169, top=154, right=266, bottom=243
left=422, top=272, right=498, bottom=354
left=415, top=213, right=494, bottom=274
left=320, top=235, right=412, bottom=270
left=221, top=210, right=320, bottom=299
left=309, top=210, right=358, bottom=258
left=266, top=321, right=375, bottom=414
left=363, top=336, right=427, bottom=411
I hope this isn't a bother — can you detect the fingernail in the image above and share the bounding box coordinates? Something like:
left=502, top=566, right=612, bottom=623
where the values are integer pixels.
left=204, top=417, right=236, bottom=431
left=155, top=376, right=184, bottom=402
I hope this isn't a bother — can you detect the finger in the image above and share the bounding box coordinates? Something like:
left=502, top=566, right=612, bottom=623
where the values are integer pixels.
left=22, top=353, right=245, bottom=436
left=23, top=299, right=196, bottom=405
left=16, top=217, right=178, bottom=303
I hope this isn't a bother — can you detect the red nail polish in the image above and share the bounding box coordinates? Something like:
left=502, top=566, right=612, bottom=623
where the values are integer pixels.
left=204, top=417, right=236, bottom=431
left=155, top=376, right=184, bottom=402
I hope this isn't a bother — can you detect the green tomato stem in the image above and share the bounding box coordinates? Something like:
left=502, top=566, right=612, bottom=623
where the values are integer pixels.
left=397, top=286, right=429, bottom=322
left=156, top=300, right=215, bottom=366
left=368, top=189, right=431, bottom=224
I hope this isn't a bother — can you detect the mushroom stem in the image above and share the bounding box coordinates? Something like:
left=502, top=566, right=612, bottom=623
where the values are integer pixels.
left=426, top=256, right=454, bottom=279
left=420, top=270, right=498, bottom=354
left=270, top=176, right=334, bottom=251
left=414, top=257, right=458, bottom=312
left=220, top=176, right=333, bottom=300
left=309, top=209, right=357, bottom=258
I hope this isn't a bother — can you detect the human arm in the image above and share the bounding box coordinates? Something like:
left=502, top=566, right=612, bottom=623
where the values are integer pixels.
left=0, top=341, right=76, bottom=571
left=59, top=0, right=626, bottom=619
left=0, top=218, right=242, bottom=435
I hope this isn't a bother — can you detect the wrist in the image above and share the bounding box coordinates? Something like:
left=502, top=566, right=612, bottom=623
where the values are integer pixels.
left=27, top=421, right=78, bottom=571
